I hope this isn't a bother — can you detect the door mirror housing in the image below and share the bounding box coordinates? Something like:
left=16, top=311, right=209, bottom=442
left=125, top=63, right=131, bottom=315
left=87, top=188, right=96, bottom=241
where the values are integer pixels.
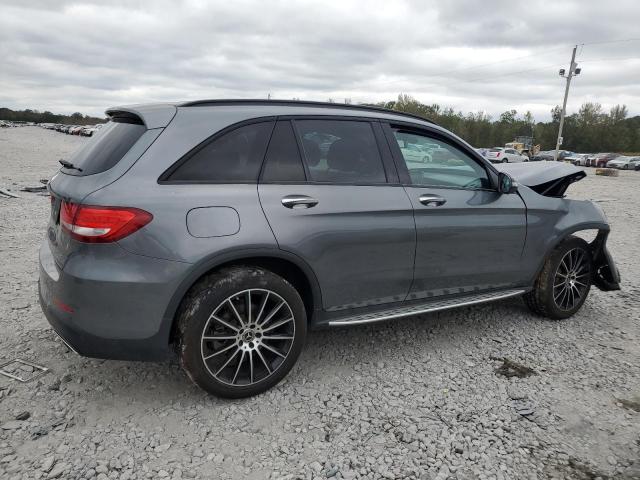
left=498, top=172, right=518, bottom=194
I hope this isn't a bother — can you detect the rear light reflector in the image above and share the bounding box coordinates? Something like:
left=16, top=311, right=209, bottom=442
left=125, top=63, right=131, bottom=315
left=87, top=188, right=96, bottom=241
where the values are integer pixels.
left=60, top=201, right=152, bottom=243
left=496, top=152, right=501, bottom=157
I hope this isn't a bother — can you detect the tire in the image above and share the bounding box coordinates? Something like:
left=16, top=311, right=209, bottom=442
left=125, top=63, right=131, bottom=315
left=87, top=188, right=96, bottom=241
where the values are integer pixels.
left=502, top=158, right=508, bottom=163
left=623, top=165, right=628, bottom=170
left=524, top=236, right=593, bottom=320
left=176, top=266, right=307, bottom=398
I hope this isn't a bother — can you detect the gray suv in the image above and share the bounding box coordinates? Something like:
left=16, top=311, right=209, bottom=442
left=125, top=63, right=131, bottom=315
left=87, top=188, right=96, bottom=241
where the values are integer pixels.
left=39, top=100, right=620, bottom=398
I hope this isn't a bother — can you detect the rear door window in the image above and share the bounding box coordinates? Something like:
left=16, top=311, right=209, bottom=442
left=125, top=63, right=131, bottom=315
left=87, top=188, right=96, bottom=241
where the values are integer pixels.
left=65, top=119, right=146, bottom=175
left=167, top=121, right=274, bottom=183
left=295, top=120, right=387, bottom=184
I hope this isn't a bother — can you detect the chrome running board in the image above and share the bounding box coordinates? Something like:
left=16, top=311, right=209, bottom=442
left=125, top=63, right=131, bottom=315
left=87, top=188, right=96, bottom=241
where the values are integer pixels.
left=328, top=289, right=526, bottom=326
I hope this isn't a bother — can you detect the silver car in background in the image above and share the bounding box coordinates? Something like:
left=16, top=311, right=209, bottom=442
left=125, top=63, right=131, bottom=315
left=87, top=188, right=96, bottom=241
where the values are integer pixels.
left=39, top=100, right=620, bottom=398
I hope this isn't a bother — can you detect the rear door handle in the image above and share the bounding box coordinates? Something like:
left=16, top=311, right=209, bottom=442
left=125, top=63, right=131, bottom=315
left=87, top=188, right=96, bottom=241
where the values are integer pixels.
left=419, top=194, right=446, bottom=207
left=281, top=195, right=319, bottom=209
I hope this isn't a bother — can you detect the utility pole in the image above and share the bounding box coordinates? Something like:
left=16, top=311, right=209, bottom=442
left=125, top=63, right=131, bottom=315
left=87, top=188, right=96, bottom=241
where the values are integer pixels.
left=554, top=45, right=581, bottom=161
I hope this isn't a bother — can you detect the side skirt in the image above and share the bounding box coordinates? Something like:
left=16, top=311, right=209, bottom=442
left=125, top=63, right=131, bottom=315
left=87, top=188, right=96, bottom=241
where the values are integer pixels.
left=327, top=289, right=527, bottom=326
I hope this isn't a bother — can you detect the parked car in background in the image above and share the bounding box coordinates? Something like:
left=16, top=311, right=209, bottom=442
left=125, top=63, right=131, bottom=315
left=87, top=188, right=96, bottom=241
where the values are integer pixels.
left=399, top=143, right=432, bottom=163
left=607, top=156, right=639, bottom=170
left=486, top=147, right=527, bottom=163
left=39, top=99, right=620, bottom=398
left=567, top=153, right=590, bottom=166
left=530, top=150, right=555, bottom=161
left=629, top=157, right=640, bottom=171
left=475, top=147, right=489, bottom=158
left=590, top=153, right=618, bottom=168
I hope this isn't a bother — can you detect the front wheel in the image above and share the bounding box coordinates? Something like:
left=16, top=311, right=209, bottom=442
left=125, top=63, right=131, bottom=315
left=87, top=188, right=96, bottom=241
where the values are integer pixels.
left=524, top=236, right=592, bottom=319
left=176, top=267, right=307, bottom=398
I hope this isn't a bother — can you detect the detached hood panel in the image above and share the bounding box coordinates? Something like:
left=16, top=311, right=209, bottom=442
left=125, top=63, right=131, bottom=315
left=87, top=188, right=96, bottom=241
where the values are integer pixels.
left=494, top=161, right=586, bottom=197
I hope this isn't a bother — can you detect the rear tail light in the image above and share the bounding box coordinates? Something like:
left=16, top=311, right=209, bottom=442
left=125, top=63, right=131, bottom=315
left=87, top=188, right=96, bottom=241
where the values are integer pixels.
left=60, top=201, right=152, bottom=243
left=496, top=152, right=501, bottom=157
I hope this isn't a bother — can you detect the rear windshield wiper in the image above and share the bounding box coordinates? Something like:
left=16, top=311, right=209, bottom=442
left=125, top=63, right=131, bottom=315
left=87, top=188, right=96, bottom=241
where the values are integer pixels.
left=59, top=159, right=83, bottom=172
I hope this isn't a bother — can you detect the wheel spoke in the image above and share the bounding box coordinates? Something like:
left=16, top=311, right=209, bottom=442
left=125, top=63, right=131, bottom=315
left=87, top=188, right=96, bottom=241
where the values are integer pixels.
left=258, top=301, right=285, bottom=327
left=262, top=335, right=294, bottom=341
left=254, top=292, right=270, bottom=325
left=227, top=299, right=246, bottom=327
left=249, top=350, right=254, bottom=384
left=215, top=348, right=240, bottom=376
left=246, top=291, right=252, bottom=324
left=202, top=335, right=237, bottom=340
left=255, top=347, right=272, bottom=374
left=204, top=342, right=236, bottom=360
left=212, top=315, right=239, bottom=332
left=262, top=317, right=293, bottom=333
left=260, top=342, right=286, bottom=359
left=231, top=351, right=246, bottom=384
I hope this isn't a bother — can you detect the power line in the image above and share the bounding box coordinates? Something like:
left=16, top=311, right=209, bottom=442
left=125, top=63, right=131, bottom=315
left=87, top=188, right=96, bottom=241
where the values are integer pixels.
left=465, top=63, right=567, bottom=83
left=580, top=37, right=640, bottom=46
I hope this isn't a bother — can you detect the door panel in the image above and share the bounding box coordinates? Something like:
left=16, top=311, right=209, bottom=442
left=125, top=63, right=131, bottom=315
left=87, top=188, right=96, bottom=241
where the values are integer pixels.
left=404, top=186, right=526, bottom=300
left=259, top=184, right=415, bottom=311
left=384, top=124, right=527, bottom=299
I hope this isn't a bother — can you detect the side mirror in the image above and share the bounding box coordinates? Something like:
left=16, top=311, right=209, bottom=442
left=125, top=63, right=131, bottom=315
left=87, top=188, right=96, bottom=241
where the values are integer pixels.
left=498, top=172, right=517, bottom=194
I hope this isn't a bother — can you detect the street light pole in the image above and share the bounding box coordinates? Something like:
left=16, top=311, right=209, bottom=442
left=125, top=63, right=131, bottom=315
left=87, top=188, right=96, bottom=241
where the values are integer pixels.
left=554, top=45, right=579, bottom=161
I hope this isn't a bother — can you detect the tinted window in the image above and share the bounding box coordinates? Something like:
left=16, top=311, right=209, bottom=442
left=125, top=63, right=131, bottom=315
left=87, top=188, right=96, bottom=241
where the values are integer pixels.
left=261, top=121, right=306, bottom=182
left=393, top=129, right=490, bottom=189
left=168, top=122, right=274, bottom=182
left=66, top=120, right=145, bottom=175
left=296, top=120, right=386, bottom=184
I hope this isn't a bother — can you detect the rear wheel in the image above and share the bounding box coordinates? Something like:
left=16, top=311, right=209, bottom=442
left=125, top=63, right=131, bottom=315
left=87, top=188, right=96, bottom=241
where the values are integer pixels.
left=524, top=236, right=592, bottom=319
left=502, top=158, right=508, bottom=163
left=176, top=267, right=307, bottom=398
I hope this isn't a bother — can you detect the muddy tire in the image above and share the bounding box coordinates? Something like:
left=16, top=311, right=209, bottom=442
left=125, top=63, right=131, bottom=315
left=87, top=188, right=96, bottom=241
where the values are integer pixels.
left=524, top=236, right=593, bottom=320
left=175, top=267, right=307, bottom=398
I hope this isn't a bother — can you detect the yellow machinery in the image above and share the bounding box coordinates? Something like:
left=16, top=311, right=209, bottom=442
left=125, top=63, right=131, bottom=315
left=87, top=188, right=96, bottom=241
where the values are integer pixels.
left=505, top=136, right=540, bottom=158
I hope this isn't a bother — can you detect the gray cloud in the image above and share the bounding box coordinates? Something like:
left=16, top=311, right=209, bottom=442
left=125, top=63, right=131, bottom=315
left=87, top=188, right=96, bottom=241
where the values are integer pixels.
left=0, top=0, right=638, bottom=120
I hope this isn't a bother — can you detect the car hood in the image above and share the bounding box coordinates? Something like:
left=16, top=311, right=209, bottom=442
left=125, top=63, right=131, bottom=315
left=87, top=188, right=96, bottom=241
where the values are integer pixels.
left=493, top=161, right=587, bottom=197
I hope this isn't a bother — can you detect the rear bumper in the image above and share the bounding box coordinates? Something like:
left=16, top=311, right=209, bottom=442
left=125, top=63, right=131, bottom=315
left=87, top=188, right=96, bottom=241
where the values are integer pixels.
left=38, top=239, right=190, bottom=361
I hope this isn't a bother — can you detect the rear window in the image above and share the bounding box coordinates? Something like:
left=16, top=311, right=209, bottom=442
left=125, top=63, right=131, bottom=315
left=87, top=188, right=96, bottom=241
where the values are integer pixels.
left=66, top=119, right=146, bottom=175
left=167, top=121, right=274, bottom=183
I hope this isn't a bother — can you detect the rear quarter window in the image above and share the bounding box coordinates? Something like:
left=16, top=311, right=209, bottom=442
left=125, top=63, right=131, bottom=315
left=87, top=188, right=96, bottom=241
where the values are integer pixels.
left=65, top=119, right=146, bottom=175
left=166, top=121, right=274, bottom=183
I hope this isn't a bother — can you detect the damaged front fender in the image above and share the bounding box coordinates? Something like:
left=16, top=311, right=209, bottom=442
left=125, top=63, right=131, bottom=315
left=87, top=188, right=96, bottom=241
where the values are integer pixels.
left=517, top=186, right=621, bottom=292
left=589, top=230, right=621, bottom=291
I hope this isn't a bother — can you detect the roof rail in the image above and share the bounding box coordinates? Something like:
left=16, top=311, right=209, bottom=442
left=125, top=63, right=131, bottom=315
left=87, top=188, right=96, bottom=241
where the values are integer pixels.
left=179, top=99, right=436, bottom=125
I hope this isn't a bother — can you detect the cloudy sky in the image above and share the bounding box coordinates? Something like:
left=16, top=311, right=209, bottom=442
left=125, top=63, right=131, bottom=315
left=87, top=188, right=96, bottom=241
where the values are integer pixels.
left=1, top=0, right=639, bottom=121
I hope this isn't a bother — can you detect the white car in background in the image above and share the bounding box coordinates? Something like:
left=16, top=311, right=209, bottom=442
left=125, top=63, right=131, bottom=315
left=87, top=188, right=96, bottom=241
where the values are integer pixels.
left=567, top=153, right=590, bottom=166
left=486, top=147, right=528, bottom=163
left=607, top=156, right=638, bottom=170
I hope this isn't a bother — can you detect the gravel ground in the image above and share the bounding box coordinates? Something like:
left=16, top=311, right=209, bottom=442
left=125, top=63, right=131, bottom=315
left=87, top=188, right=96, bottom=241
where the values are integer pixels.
left=0, top=126, right=639, bottom=480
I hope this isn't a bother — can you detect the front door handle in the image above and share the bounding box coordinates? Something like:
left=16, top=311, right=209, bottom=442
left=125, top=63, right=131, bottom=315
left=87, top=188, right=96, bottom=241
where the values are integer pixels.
left=281, top=195, right=319, bottom=209
left=419, top=194, right=446, bottom=207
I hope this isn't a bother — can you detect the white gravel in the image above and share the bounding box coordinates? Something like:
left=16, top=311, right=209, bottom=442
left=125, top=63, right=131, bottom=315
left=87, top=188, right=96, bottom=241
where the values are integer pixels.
left=1, top=126, right=639, bottom=480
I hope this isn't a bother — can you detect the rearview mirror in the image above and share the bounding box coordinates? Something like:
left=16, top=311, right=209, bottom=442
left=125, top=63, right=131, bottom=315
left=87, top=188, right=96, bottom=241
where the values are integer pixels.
left=498, top=172, right=517, bottom=194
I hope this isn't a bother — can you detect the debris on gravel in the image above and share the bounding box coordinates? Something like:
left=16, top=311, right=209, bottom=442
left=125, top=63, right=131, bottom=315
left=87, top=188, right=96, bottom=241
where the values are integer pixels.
left=1, top=127, right=639, bottom=479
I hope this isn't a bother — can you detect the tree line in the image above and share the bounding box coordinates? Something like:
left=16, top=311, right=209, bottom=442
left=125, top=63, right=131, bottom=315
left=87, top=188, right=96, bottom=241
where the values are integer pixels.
left=0, top=108, right=106, bottom=126
left=371, top=94, right=640, bottom=154
left=4, top=99, right=640, bottom=153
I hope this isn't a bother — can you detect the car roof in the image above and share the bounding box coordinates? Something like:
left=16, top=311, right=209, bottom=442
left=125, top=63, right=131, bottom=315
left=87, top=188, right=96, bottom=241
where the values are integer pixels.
left=106, top=99, right=439, bottom=130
